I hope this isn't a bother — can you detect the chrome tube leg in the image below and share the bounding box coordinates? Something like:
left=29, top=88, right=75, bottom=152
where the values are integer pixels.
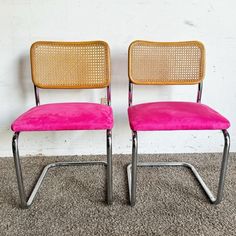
left=215, top=129, right=230, bottom=204
left=106, top=129, right=112, bottom=204
left=131, top=131, right=138, bottom=207
left=12, top=132, right=28, bottom=208
left=126, top=129, right=230, bottom=205
left=12, top=132, right=110, bottom=208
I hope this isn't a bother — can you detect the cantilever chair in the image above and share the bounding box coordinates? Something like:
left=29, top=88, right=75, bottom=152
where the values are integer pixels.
left=11, top=41, right=113, bottom=208
left=127, top=40, right=230, bottom=206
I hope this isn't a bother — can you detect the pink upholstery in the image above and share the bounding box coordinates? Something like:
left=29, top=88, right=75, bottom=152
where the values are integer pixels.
left=11, top=103, right=113, bottom=132
left=128, top=102, right=230, bottom=131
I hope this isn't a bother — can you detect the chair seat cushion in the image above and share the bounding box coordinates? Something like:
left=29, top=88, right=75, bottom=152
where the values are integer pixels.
left=128, top=101, right=230, bottom=131
left=11, top=102, right=113, bottom=132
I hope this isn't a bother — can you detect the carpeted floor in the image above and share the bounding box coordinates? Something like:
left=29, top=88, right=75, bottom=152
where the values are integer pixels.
left=0, top=153, right=235, bottom=236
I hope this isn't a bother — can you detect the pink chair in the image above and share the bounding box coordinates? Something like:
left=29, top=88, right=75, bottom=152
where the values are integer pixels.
left=127, top=40, right=230, bottom=206
left=11, top=41, right=113, bottom=208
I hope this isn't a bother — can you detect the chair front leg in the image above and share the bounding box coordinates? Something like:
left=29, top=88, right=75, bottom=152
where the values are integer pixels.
left=106, top=129, right=113, bottom=204
left=12, top=132, right=28, bottom=208
left=131, top=131, right=138, bottom=207
left=215, top=129, right=230, bottom=204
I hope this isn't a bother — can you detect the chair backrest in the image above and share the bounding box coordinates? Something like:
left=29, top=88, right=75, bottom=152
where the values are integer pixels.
left=128, top=40, right=205, bottom=85
left=30, top=41, right=111, bottom=89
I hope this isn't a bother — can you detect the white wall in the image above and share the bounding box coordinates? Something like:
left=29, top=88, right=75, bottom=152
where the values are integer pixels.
left=0, top=0, right=235, bottom=157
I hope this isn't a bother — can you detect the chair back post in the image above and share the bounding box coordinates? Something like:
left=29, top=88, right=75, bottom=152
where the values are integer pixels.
left=197, top=82, right=203, bottom=103
left=34, top=85, right=40, bottom=106
left=107, top=85, right=111, bottom=106
left=128, top=81, right=133, bottom=107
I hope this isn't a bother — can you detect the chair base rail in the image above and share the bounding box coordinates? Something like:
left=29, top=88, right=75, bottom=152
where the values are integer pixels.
left=12, top=131, right=113, bottom=209
left=127, top=161, right=218, bottom=206
left=25, top=161, right=107, bottom=208
left=127, top=130, right=230, bottom=207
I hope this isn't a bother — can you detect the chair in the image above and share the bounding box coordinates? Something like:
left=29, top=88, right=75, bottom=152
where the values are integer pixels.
left=127, top=40, right=230, bottom=206
left=11, top=41, right=113, bottom=208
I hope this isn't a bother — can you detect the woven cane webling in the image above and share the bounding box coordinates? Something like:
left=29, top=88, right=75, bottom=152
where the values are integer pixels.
left=129, top=40, right=205, bottom=85
left=30, top=41, right=111, bottom=89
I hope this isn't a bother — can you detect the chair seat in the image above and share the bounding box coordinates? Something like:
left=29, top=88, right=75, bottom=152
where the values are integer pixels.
left=128, top=101, right=230, bottom=131
left=11, top=102, right=113, bottom=132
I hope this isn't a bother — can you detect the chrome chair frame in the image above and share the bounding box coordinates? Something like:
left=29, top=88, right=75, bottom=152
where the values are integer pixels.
left=127, top=81, right=230, bottom=206
left=12, top=86, right=112, bottom=208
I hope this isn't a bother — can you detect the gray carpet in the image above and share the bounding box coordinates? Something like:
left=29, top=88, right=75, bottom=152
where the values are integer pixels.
left=0, top=153, right=235, bottom=236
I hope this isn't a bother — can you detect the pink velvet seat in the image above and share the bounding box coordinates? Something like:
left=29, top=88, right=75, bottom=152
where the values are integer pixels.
left=12, top=102, right=113, bottom=132
left=128, top=101, right=230, bottom=131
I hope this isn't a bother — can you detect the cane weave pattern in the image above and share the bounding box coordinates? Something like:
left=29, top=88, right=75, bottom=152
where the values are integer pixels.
left=129, top=41, right=205, bottom=85
left=30, top=41, right=110, bottom=89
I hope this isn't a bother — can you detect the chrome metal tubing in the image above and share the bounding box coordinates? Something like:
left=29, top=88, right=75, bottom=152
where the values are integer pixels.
left=34, top=86, right=40, bottom=106
left=127, top=130, right=230, bottom=206
left=128, top=131, right=138, bottom=207
left=107, top=85, right=111, bottom=106
left=12, top=132, right=111, bottom=208
left=128, top=81, right=133, bottom=107
left=215, top=129, right=230, bottom=204
left=27, top=160, right=107, bottom=207
left=12, top=132, right=27, bottom=208
left=106, top=129, right=113, bottom=204
left=197, top=82, right=203, bottom=103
